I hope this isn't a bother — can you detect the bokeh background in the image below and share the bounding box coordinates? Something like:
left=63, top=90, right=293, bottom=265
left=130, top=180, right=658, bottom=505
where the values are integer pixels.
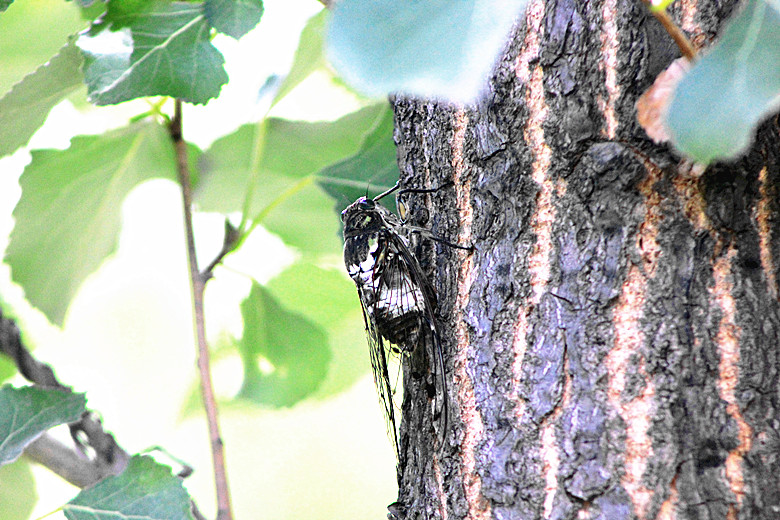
left=0, top=1, right=397, bottom=518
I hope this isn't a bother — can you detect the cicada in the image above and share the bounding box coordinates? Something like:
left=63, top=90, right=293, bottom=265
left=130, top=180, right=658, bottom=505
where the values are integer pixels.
left=341, top=183, right=451, bottom=455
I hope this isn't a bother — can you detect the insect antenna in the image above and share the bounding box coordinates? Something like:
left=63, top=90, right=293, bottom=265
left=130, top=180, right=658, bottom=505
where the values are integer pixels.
left=395, top=181, right=454, bottom=198
left=373, top=181, right=400, bottom=202
left=405, top=224, right=474, bottom=251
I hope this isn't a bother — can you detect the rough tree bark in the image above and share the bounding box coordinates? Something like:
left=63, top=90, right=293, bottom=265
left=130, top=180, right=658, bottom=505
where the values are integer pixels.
left=390, top=1, right=780, bottom=519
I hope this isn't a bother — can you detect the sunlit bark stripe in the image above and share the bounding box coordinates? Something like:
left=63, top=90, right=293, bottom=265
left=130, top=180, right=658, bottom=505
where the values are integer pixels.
left=673, top=166, right=753, bottom=518
left=511, top=0, right=546, bottom=424
left=433, top=457, right=448, bottom=520
left=757, top=167, right=777, bottom=298
left=514, top=1, right=567, bottom=516
left=607, top=160, right=664, bottom=519
left=679, top=0, right=705, bottom=49
left=599, top=0, right=620, bottom=138
left=451, top=110, right=490, bottom=520
left=657, top=474, right=679, bottom=520
left=541, top=357, right=572, bottom=518
left=608, top=268, right=656, bottom=520
left=712, top=245, right=752, bottom=520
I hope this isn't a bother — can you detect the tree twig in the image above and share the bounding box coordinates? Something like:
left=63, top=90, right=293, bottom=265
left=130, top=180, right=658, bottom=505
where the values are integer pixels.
left=0, top=308, right=130, bottom=486
left=201, top=220, right=240, bottom=281
left=24, top=433, right=119, bottom=488
left=1, top=310, right=209, bottom=514
left=645, top=1, right=697, bottom=60
left=169, top=99, right=234, bottom=520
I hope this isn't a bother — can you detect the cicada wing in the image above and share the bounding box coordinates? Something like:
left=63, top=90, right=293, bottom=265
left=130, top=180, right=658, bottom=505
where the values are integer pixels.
left=358, top=294, right=401, bottom=457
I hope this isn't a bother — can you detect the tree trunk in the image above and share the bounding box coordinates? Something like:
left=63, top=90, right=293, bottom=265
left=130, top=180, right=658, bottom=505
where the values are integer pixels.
left=391, top=1, right=780, bottom=519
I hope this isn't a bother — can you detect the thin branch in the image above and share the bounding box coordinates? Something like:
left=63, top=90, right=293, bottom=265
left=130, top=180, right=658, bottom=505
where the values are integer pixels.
left=169, top=99, right=234, bottom=520
left=201, top=220, right=240, bottom=281
left=0, top=309, right=130, bottom=486
left=646, top=1, right=697, bottom=60
left=1, top=227, right=208, bottom=517
left=24, top=433, right=117, bottom=488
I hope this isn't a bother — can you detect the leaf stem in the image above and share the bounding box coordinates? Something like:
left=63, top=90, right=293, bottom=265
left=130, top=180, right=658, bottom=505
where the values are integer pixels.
left=234, top=173, right=315, bottom=253
left=645, top=1, right=697, bottom=60
left=170, top=99, right=233, bottom=520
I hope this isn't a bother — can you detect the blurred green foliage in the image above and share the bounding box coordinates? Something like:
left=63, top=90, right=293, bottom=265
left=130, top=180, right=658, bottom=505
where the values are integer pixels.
left=0, top=0, right=398, bottom=517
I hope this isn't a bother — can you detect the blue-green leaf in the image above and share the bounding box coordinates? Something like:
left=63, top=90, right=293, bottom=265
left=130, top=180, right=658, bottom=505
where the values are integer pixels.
left=195, top=103, right=387, bottom=255
left=0, top=385, right=86, bottom=466
left=78, top=1, right=228, bottom=105
left=204, top=0, right=263, bottom=39
left=266, top=262, right=367, bottom=397
left=317, top=103, right=398, bottom=208
left=64, top=455, right=194, bottom=520
left=327, top=0, right=527, bottom=103
left=667, top=0, right=780, bottom=163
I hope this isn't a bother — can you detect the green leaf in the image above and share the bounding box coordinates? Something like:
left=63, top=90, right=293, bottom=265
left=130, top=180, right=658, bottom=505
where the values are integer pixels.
left=327, top=0, right=527, bottom=102
left=0, top=1, right=14, bottom=13
left=0, top=385, right=86, bottom=466
left=78, top=1, right=228, bottom=105
left=204, top=0, right=264, bottom=39
left=317, top=103, right=398, bottom=206
left=266, top=262, right=368, bottom=397
left=0, top=0, right=86, bottom=95
left=195, top=103, right=387, bottom=254
left=63, top=455, right=194, bottom=520
left=5, top=121, right=183, bottom=326
left=667, top=0, right=780, bottom=163
left=271, top=9, right=327, bottom=106
left=0, top=40, right=84, bottom=159
left=261, top=182, right=344, bottom=255
left=238, top=281, right=330, bottom=407
left=0, top=459, right=37, bottom=520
